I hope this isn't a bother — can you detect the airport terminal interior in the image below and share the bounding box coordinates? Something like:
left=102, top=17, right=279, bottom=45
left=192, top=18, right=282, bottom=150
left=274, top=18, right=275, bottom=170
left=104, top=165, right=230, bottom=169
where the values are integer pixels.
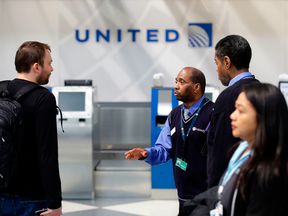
left=53, top=81, right=219, bottom=215
left=2, top=1, right=288, bottom=215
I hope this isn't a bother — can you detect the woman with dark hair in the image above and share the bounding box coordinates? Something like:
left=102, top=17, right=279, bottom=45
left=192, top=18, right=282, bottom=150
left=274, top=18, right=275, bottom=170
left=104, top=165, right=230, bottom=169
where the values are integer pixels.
left=212, top=83, right=288, bottom=216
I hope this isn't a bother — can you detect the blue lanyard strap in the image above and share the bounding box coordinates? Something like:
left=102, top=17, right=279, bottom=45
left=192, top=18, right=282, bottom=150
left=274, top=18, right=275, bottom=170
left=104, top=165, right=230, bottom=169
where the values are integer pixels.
left=180, top=98, right=208, bottom=161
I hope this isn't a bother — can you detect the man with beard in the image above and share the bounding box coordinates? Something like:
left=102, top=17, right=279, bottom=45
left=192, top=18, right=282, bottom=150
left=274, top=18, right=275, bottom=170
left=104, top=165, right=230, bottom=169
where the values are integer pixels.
left=125, top=67, right=214, bottom=213
left=206, top=35, right=259, bottom=188
left=0, top=41, right=62, bottom=216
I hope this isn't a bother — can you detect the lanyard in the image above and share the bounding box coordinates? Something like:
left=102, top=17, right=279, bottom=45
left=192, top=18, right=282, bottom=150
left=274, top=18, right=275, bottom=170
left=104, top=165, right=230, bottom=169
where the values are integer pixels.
left=180, top=98, right=208, bottom=160
left=221, top=142, right=251, bottom=186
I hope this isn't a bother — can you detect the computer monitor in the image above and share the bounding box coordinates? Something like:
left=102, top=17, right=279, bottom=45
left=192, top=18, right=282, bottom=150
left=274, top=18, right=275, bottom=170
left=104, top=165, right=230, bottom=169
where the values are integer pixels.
left=204, top=86, right=220, bottom=102
left=52, top=86, right=94, bottom=118
left=279, top=81, right=288, bottom=105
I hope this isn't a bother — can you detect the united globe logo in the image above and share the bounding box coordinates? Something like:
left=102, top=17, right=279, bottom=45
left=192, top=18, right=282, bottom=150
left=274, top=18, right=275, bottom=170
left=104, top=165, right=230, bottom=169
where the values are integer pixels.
left=188, top=23, right=212, bottom=47
left=75, top=23, right=213, bottom=48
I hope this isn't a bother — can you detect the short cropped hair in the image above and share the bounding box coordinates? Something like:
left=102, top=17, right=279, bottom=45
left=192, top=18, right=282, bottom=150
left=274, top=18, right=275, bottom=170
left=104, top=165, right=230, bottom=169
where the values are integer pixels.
left=15, top=41, right=51, bottom=73
left=190, top=68, right=206, bottom=95
left=215, top=35, right=251, bottom=70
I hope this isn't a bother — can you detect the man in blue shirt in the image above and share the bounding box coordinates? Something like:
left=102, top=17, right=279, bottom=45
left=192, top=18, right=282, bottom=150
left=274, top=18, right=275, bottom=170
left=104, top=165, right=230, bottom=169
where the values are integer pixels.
left=125, top=67, right=214, bottom=212
left=206, top=35, right=259, bottom=188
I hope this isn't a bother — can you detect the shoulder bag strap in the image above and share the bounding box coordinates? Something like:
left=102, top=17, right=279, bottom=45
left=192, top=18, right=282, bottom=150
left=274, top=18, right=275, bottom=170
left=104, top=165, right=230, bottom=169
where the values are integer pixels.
left=13, top=83, right=40, bottom=100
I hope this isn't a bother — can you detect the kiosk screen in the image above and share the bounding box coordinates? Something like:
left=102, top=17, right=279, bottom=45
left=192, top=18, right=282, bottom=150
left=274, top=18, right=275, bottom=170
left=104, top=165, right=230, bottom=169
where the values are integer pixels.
left=59, top=92, right=85, bottom=111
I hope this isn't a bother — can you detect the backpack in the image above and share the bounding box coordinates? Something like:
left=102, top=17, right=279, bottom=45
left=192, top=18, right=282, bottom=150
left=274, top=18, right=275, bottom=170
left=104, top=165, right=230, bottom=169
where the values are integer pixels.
left=0, top=80, right=40, bottom=191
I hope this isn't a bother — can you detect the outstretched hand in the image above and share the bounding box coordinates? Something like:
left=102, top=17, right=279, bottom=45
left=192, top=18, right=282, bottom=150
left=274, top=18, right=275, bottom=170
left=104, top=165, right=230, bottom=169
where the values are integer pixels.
left=125, top=148, right=148, bottom=161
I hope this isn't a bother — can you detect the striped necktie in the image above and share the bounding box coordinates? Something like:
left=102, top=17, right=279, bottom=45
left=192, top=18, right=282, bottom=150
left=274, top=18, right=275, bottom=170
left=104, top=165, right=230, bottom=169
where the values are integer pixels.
left=183, top=109, right=190, bottom=120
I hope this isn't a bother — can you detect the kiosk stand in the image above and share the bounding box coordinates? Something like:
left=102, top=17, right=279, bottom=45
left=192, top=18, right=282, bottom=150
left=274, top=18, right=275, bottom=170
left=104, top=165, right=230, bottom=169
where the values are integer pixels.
left=151, top=87, right=178, bottom=198
left=52, top=85, right=95, bottom=199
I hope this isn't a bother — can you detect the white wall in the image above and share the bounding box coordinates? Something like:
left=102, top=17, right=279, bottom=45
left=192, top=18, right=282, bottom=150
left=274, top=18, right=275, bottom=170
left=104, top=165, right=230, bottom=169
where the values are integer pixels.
left=0, top=0, right=287, bottom=102
left=0, top=0, right=60, bottom=86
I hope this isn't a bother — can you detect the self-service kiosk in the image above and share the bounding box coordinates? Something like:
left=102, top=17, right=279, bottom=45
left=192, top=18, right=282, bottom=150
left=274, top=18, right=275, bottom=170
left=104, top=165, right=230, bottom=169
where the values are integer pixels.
left=52, top=85, right=96, bottom=199
left=151, top=87, right=178, bottom=198
left=279, top=73, right=288, bottom=106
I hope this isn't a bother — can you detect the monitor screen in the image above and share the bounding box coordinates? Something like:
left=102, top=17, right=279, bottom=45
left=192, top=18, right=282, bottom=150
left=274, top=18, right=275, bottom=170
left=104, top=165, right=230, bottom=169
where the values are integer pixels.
left=204, top=86, right=220, bottom=102
left=279, top=81, right=288, bottom=105
left=204, top=92, right=213, bottom=101
left=52, top=86, right=93, bottom=119
left=59, top=92, right=86, bottom=111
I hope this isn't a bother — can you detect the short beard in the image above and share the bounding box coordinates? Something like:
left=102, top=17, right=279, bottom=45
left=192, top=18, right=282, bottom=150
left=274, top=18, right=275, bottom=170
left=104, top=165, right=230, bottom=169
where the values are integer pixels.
left=36, top=76, right=49, bottom=85
left=219, top=76, right=230, bottom=86
left=178, top=89, right=195, bottom=104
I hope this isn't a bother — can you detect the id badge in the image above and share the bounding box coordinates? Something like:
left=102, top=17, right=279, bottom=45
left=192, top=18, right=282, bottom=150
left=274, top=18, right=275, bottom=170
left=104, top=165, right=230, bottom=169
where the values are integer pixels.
left=218, top=204, right=223, bottom=215
left=210, top=209, right=220, bottom=216
left=176, top=158, right=187, bottom=171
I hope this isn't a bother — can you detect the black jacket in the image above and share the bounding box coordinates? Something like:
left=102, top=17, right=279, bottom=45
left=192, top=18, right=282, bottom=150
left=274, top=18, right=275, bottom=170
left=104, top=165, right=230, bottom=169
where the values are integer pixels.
left=226, top=172, right=287, bottom=216
left=207, top=78, right=259, bottom=188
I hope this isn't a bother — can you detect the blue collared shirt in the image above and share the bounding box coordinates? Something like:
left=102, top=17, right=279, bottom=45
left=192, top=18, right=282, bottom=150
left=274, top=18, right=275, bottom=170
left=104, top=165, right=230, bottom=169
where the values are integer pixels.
left=143, top=95, right=205, bottom=165
left=228, top=72, right=254, bottom=87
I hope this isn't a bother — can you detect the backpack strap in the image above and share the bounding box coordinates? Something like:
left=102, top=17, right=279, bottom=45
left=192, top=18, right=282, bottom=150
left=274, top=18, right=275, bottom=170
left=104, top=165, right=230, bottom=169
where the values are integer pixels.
left=13, top=83, right=65, bottom=133
left=0, top=80, right=65, bottom=133
left=0, top=80, right=10, bottom=97
left=0, top=80, right=9, bottom=91
left=0, top=80, right=40, bottom=100
left=13, top=83, right=40, bottom=100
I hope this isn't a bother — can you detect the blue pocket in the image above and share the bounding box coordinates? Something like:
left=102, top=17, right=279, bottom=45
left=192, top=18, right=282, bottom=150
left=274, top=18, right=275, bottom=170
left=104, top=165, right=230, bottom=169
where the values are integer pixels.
left=20, top=199, right=47, bottom=216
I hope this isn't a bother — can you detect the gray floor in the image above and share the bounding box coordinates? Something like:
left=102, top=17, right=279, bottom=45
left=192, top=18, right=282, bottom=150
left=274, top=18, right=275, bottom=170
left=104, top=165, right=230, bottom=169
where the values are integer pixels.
left=62, top=197, right=179, bottom=216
